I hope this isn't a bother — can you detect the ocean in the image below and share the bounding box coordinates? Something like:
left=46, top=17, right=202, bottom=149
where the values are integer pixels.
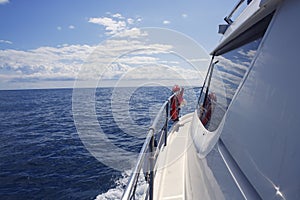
left=0, top=87, right=199, bottom=200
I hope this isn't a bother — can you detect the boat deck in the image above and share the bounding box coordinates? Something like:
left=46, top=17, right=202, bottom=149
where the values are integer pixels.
left=153, top=113, right=193, bottom=200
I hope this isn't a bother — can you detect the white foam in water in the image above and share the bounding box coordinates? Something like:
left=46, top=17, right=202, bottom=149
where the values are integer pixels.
left=95, top=170, right=147, bottom=200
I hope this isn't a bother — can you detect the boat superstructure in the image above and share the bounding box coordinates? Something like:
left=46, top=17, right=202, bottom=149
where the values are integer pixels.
left=122, top=0, right=300, bottom=199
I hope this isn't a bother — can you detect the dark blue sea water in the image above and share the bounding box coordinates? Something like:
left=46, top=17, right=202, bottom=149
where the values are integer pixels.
left=0, top=87, right=199, bottom=200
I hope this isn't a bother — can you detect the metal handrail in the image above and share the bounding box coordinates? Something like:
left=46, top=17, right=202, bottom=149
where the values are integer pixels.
left=121, top=129, right=153, bottom=200
left=122, top=94, right=175, bottom=200
left=224, top=0, right=247, bottom=24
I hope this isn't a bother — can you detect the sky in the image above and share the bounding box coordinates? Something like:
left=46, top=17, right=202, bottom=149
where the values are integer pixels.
left=0, top=0, right=238, bottom=90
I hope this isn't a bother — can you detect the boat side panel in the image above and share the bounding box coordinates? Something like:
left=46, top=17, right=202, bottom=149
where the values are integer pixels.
left=185, top=112, right=244, bottom=199
left=220, top=0, right=300, bottom=199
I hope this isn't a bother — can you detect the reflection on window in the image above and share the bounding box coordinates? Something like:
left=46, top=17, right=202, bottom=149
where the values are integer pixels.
left=198, top=38, right=262, bottom=131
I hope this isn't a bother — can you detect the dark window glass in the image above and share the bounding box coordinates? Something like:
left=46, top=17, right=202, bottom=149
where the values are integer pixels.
left=198, top=38, right=262, bottom=131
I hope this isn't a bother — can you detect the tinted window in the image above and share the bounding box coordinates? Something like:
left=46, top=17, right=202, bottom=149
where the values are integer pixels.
left=198, top=38, right=262, bottom=131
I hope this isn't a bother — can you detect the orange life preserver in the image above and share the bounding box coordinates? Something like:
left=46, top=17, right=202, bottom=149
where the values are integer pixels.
left=170, top=96, right=179, bottom=121
left=170, top=85, right=184, bottom=122
left=200, top=93, right=216, bottom=126
left=170, top=85, right=184, bottom=121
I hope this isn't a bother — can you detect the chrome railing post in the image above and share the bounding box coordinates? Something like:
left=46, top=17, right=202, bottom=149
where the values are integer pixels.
left=122, top=94, right=176, bottom=200
left=224, top=0, right=246, bottom=24
left=149, top=134, right=155, bottom=200
left=164, top=101, right=169, bottom=146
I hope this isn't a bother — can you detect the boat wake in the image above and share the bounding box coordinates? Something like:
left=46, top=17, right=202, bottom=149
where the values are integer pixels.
left=95, top=170, right=147, bottom=200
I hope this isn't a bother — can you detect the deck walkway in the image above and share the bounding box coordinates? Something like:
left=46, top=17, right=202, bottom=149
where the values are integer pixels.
left=153, top=113, right=193, bottom=200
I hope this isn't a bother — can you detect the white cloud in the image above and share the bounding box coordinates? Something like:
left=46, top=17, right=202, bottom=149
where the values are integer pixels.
left=118, top=65, right=202, bottom=81
left=127, top=18, right=134, bottom=25
left=88, top=17, right=126, bottom=35
left=182, top=14, right=188, bottom=18
left=0, top=44, right=96, bottom=82
left=0, top=39, right=12, bottom=44
left=0, top=0, right=9, bottom=5
left=112, top=13, right=124, bottom=19
left=116, top=28, right=147, bottom=39
left=163, top=20, right=170, bottom=25
left=237, top=49, right=256, bottom=59
left=102, top=63, right=131, bottom=79
left=1, top=17, right=209, bottom=89
left=69, top=25, right=75, bottom=29
left=88, top=14, right=144, bottom=37
left=0, top=34, right=204, bottom=87
left=0, top=36, right=171, bottom=83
